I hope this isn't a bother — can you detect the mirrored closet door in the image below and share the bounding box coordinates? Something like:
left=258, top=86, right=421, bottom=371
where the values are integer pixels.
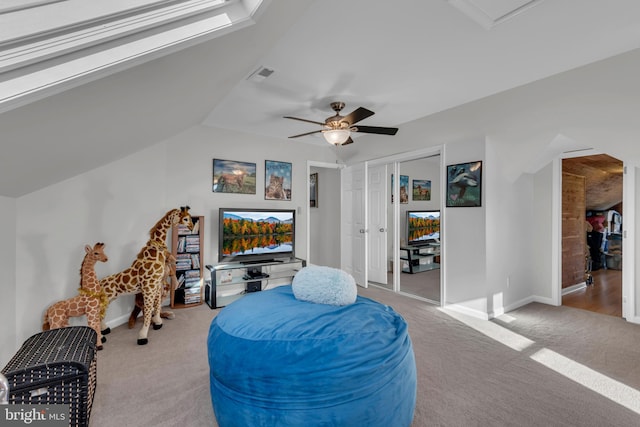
left=397, top=155, right=441, bottom=303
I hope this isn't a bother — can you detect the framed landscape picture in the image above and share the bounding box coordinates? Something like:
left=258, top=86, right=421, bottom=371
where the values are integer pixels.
left=446, top=161, right=482, bottom=207
left=413, top=179, right=431, bottom=201
left=265, top=160, right=292, bottom=200
left=212, top=159, right=256, bottom=194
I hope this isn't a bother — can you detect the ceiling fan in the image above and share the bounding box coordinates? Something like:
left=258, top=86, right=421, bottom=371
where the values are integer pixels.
left=284, top=101, right=399, bottom=145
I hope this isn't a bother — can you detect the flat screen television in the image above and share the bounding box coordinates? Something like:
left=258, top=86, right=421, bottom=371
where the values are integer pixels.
left=218, top=208, right=295, bottom=263
left=407, top=210, right=440, bottom=246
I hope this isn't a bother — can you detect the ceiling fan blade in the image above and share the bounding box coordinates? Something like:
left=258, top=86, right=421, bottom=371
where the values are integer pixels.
left=354, top=125, right=399, bottom=135
left=288, top=130, right=322, bottom=138
left=341, top=137, right=354, bottom=145
left=283, top=116, right=325, bottom=126
left=342, top=107, right=374, bottom=125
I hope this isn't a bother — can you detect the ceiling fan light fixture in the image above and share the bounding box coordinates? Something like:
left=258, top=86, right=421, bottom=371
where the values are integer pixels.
left=285, top=102, right=397, bottom=144
left=323, top=129, right=351, bottom=145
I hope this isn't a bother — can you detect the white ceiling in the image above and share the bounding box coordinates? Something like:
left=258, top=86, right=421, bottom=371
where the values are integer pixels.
left=202, top=0, right=640, bottom=144
left=2, top=0, right=640, bottom=197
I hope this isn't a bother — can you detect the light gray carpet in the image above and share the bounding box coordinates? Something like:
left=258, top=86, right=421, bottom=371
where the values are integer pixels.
left=90, top=287, right=640, bottom=426
left=91, top=305, right=217, bottom=427
left=378, top=269, right=441, bottom=302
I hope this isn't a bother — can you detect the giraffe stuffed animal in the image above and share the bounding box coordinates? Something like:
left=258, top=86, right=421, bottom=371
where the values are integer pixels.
left=42, top=242, right=109, bottom=350
left=100, top=206, right=193, bottom=345
left=127, top=251, right=177, bottom=329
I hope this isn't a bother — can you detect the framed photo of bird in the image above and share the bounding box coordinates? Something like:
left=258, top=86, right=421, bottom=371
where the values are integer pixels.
left=446, top=161, right=482, bottom=207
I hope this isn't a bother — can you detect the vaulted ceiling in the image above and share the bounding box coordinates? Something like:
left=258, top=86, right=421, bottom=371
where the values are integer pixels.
left=2, top=0, right=640, bottom=197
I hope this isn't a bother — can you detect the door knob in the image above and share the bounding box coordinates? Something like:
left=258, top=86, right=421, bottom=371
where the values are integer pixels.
left=379, top=228, right=386, bottom=232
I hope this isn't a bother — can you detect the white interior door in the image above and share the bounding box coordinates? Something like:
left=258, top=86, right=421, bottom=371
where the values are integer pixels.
left=341, top=163, right=367, bottom=287
left=368, top=164, right=387, bottom=284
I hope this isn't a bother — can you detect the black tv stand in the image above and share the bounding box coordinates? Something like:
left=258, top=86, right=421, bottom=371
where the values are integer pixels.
left=400, top=244, right=440, bottom=274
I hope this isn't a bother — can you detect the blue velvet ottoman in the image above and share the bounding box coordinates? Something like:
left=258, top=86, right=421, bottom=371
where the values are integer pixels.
left=207, top=285, right=416, bottom=427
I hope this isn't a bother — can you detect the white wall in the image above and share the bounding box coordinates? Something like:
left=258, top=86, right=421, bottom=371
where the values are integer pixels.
left=162, top=125, right=335, bottom=263
left=342, top=118, right=550, bottom=319
left=309, top=166, right=341, bottom=268
left=485, top=138, right=536, bottom=317
left=441, top=140, right=488, bottom=317
left=16, top=145, right=169, bottom=349
left=0, top=196, right=16, bottom=366
left=8, top=125, right=335, bottom=357
left=532, top=162, right=556, bottom=303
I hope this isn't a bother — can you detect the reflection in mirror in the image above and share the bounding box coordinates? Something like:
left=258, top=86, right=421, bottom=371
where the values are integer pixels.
left=398, top=155, right=441, bottom=303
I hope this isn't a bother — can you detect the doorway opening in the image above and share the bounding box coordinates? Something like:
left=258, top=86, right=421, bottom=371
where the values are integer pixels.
left=307, top=161, right=343, bottom=269
left=561, top=154, right=623, bottom=317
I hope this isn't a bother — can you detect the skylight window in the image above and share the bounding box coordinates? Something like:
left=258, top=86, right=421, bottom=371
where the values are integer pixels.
left=0, top=0, right=259, bottom=114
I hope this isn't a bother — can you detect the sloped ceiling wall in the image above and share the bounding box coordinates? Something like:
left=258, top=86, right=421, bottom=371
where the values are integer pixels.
left=563, top=154, right=623, bottom=211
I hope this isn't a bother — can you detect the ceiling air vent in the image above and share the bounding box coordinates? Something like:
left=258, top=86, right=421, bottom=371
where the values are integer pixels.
left=247, top=66, right=274, bottom=83
left=447, top=0, right=545, bottom=30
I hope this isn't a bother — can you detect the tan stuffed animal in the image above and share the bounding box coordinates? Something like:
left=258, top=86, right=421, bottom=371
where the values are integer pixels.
left=43, top=243, right=109, bottom=350
left=127, top=251, right=177, bottom=328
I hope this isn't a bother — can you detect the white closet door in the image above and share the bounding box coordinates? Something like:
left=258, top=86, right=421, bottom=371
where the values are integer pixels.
left=368, top=164, right=388, bottom=284
left=341, top=163, right=367, bottom=287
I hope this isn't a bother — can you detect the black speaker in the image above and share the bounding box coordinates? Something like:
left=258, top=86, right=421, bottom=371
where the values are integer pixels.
left=246, top=281, right=261, bottom=293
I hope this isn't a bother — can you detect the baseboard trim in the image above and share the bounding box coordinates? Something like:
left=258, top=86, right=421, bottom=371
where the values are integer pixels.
left=562, top=282, right=587, bottom=295
left=502, top=295, right=536, bottom=314
left=443, top=303, right=489, bottom=321
left=532, top=295, right=556, bottom=306
left=104, top=313, right=130, bottom=330
left=490, top=307, right=505, bottom=318
left=625, top=315, right=640, bottom=325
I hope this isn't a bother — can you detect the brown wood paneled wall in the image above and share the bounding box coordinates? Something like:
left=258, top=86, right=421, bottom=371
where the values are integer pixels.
left=562, top=172, right=586, bottom=288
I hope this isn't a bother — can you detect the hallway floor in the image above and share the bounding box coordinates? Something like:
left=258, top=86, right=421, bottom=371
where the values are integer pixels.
left=562, top=268, right=622, bottom=317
